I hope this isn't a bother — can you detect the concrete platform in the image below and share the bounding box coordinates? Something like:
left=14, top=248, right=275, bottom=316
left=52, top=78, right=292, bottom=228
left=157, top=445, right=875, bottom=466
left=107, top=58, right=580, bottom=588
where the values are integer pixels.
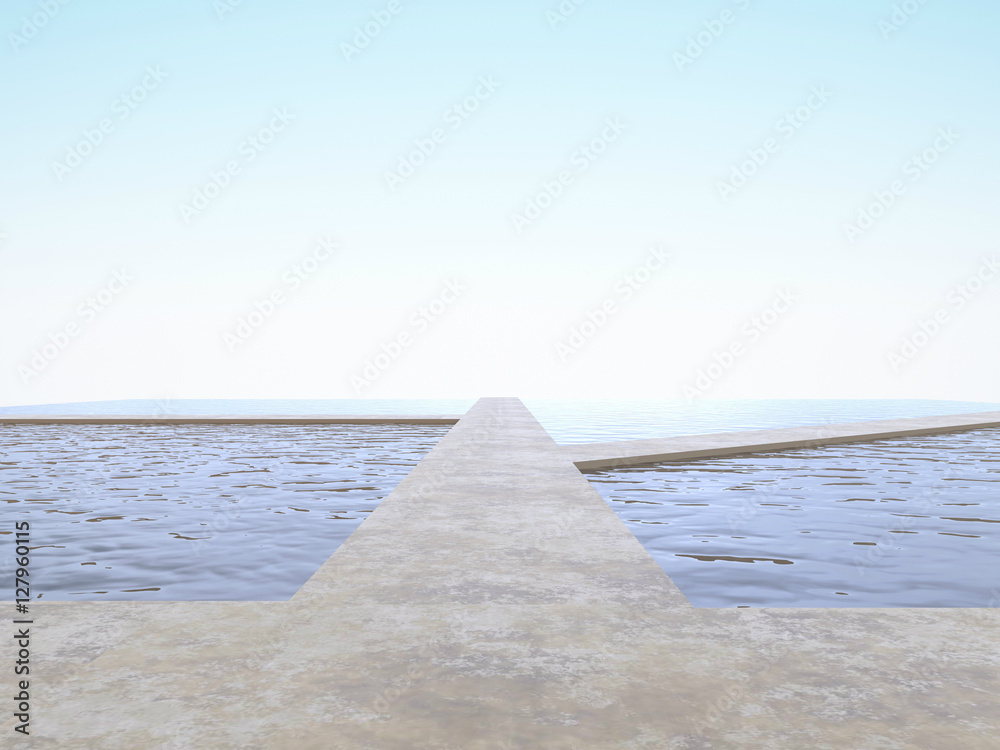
left=0, top=415, right=462, bottom=425
left=564, top=411, right=1000, bottom=470
left=4, top=398, right=999, bottom=748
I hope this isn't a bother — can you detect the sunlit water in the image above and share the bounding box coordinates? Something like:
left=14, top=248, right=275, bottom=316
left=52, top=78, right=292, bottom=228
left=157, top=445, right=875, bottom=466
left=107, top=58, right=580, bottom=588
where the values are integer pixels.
left=586, top=428, right=1000, bottom=607
left=0, top=423, right=450, bottom=601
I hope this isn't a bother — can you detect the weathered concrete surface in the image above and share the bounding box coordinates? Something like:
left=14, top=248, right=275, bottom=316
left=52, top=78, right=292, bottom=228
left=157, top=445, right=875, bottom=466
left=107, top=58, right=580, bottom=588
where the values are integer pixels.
left=0, top=415, right=461, bottom=425
left=563, top=411, right=1000, bottom=470
left=4, top=398, right=999, bottom=749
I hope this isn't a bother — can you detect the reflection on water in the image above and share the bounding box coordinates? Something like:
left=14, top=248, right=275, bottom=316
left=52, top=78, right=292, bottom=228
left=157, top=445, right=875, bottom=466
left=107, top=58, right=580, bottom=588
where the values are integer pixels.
left=586, top=428, right=1000, bottom=607
left=0, top=423, right=450, bottom=601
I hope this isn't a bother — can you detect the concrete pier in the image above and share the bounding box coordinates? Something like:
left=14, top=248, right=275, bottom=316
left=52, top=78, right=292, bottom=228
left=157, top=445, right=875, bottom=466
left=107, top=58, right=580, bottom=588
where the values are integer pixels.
left=564, top=410, right=1000, bottom=470
left=0, top=415, right=462, bottom=425
left=4, top=398, right=999, bottom=748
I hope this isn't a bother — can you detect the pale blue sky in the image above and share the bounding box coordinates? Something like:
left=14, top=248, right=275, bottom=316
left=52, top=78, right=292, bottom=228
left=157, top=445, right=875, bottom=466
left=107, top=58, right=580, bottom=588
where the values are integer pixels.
left=1, top=0, right=998, bottom=404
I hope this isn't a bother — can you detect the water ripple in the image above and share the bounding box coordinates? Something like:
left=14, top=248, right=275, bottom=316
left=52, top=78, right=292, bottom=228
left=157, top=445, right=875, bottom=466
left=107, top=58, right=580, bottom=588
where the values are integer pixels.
left=586, top=428, right=1000, bottom=607
left=0, top=423, right=449, bottom=601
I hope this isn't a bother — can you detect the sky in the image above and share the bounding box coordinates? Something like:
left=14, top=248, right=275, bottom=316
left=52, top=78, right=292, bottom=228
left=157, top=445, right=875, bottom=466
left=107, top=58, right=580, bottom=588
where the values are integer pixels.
left=1, top=0, right=998, bottom=405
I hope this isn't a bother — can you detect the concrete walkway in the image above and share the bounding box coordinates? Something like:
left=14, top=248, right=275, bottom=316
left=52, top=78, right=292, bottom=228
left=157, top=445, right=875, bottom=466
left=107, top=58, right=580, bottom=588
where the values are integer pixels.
left=0, top=415, right=462, bottom=425
left=5, top=398, right=999, bottom=748
left=564, top=411, right=1000, bottom=469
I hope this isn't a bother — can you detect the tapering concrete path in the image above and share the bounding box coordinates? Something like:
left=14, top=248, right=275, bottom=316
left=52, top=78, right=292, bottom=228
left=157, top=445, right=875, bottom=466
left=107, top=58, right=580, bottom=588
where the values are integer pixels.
left=5, top=398, right=999, bottom=748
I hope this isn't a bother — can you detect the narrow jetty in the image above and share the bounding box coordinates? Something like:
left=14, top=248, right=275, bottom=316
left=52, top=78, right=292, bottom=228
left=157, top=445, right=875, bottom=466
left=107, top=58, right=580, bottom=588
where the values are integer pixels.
left=564, top=410, right=1000, bottom=469
left=0, top=415, right=462, bottom=425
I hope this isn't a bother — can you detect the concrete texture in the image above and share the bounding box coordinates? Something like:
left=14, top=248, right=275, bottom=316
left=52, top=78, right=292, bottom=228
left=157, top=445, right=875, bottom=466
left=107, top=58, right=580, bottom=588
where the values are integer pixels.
left=0, top=415, right=461, bottom=425
left=563, top=411, right=1000, bottom=470
left=3, top=398, right=998, bottom=748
